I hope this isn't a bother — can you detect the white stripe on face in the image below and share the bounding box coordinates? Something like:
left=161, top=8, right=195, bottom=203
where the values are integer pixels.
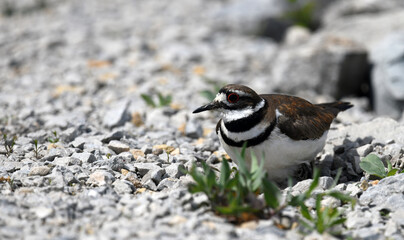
left=221, top=99, right=265, bottom=122
left=213, top=93, right=227, bottom=105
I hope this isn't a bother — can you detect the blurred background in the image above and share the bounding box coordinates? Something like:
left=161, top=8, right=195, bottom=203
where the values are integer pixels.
left=1, top=0, right=404, bottom=133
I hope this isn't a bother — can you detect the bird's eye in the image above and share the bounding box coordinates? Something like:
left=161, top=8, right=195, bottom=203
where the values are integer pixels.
left=227, top=93, right=239, bottom=103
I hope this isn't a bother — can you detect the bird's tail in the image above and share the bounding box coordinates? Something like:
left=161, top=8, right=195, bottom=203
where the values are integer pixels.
left=316, top=101, right=353, bottom=116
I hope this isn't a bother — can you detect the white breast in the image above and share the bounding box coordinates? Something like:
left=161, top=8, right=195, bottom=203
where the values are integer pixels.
left=218, top=127, right=328, bottom=181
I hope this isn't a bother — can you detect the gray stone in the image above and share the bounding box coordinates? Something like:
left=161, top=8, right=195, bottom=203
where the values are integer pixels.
left=96, top=155, right=129, bottom=172
left=185, top=120, right=203, bottom=139
left=356, top=144, right=373, bottom=157
left=371, top=32, right=404, bottom=119
left=60, top=127, right=80, bottom=142
left=27, top=130, right=47, bottom=143
left=53, top=157, right=82, bottom=166
left=3, top=162, right=23, bottom=172
left=319, top=176, right=334, bottom=190
left=70, top=137, right=86, bottom=149
left=157, top=178, right=177, bottom=191
left=360, top=174, right=404, bottom=210
left=345, top=182, right=362, bottom=197
left=142, top=168, right=166, bottom=184
left=29, top=166, right=51, bottom=176
left=87, top=170, right=116, bottom=186
left=211, top=0, right=288, bottom=38
left=346, top=209, right=372, bottom=229
left=112, top=179, right=135, bottom=194
left=143, top=178, right=157, bottom=191
left=165, top=163, right=185, bottom=179
left=108, top=140, right=130, bottom=154
left=41, top=147, right=69, bottom=162
left=31, top=206, right=54, bottom=219
left=272, top=34, right=368, bottom=98
left=328, top=117, right=404, bottom=146
left=101, top=130, right=125, bottom=143
left=71, top=152, right=97, bottom=164
left=103, top=99, right=131, bottom=128
left=133, top=163, right=162, bottom=177
left=141, top=145, right=153, bottom=155
left=291, top=179, right=313, bottom=195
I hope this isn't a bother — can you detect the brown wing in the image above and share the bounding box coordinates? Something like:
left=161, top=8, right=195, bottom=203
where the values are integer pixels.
left=261, top=95, right=351, bottom=140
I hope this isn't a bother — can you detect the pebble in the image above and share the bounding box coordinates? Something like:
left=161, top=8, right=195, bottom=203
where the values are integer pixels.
left=108, top=140, right=130, bottom=154
left=103, top=99, right=130, bottom=128
left=29, top=166, right=51, bottom=176
left=71, top=152, right=97, bottom=163
left=112, top=179, right=135, bottom=194
left=53, top=157, right=82, bottom=166
left=87, top=170, right=116, bottom=186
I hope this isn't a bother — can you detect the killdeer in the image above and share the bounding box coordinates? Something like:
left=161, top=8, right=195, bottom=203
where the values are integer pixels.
left=193, top=84, right=352, bottom=181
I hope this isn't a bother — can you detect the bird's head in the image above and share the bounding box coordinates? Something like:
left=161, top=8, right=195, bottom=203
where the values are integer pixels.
left=193, top=84, right=264, bottom=122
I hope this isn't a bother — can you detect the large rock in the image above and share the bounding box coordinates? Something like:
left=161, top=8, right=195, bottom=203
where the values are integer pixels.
left=211, top=0, right=338, bottom=40
left=328, top=117, right=404, bottom=145
left=321, top=0, right=404, bottom=49
left=370, top=32, right=404, bottom=119
left=272, top=34, right=368, bottom=98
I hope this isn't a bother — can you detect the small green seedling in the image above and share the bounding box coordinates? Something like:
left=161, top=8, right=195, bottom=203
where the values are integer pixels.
left=141, top=92, right=172, bottom=108
left=187, top=150, right=282, bottom=222
left=283, top=0, right=316, bottom=30
left=359, top=154, right=401, bottom=179
left=3, top=134, right=17, bottom=156
left=48, top=131, right=59, bottom=143
left=33, top=139, right=40, bottom=159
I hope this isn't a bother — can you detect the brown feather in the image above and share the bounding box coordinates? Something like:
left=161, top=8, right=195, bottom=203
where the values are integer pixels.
left=260, top=94, right=352, bottom=140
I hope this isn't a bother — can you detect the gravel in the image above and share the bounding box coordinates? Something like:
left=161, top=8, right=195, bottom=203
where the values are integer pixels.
left=0, top=0, right=404, bottom=239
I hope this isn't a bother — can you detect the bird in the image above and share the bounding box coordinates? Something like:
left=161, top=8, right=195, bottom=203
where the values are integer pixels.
left=193, top=84, right=352, bottom=182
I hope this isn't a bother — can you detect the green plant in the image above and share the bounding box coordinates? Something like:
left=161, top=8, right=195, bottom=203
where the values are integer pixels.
left=188, top=152, right=281, bottom=222
left=199, top=77, right=226, bottom=101
left=359, top=154, right=402, bottom=179
left=186, top=146, right=355, bottom=235
left=33, top=139, right=40, bottom=159
left=288, top=168, right=356, bottom=235
left=283, top=0, right=316, bottom=29
left=3, top=134, right=17, bottom=156
left=141, top=92, right=172, bottom=108
left=48, top=131, right=59, bottom=143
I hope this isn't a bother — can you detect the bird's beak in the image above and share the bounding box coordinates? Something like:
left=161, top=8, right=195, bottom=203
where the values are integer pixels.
left=193, top=101, right=220, bottom=113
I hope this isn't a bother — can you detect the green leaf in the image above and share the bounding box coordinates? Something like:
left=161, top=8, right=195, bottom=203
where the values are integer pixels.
left=330, top=168, right=342, bottom=189
left=141, top=94, right=157, bottom=108
left=359, top=154, right=386, bottom=178
left=236, top=149, right=249, bottom=178
left=262, top=178, right=281, bottom=209
left=300, top=204, right=312, bottom=221
left=299, top=219, right=314, bottom=231
left=157, top=93, right=172, bottom=107
left=251, top=154, right=265, bottom=191
left=305, top=167, right=320, bottom=197
left=387, top=160, right=393, bottom=172
left=387, top=168, right=398, bottom=177
left=219, top=159, right=231, bottom=187
left=329, top=217, right=346, bottom=228
left=326, top=191, right=352, bottom=202
left=315, top=194, right=324, bottom=232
